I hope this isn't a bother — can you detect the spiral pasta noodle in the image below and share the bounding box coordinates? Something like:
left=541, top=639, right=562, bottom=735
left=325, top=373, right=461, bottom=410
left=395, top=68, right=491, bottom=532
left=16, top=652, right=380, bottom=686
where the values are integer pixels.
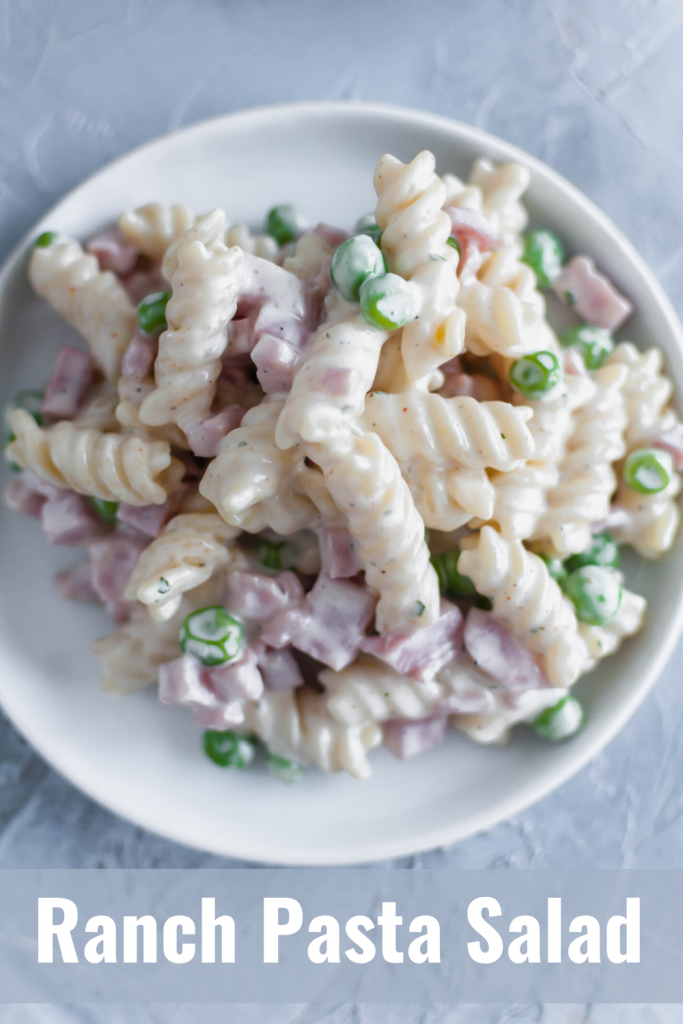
left=319, top=655, right=444, bottom=726
left=118, top=203, right=196, bottom=261
left=7, top=409, right=184, bottom=506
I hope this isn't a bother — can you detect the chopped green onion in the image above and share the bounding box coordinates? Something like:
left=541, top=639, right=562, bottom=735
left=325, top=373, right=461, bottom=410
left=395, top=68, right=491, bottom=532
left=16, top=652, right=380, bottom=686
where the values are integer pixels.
left=265, top=204, right=307, bottom=247
left=538, top=553, right=567, bottom=584
left=257, top=539, right=285, bottom=571
left=533, top=695, right=585, bottom=742
left=509, top=351, right=562, bottom=399
left=266, top=753, right=305, bottom=783
left=359, top=273, right=416, bottom=330
left=137, top=291, right=171, bottom=333
left=35, top=231, right=58, bottom=249
left=565, top=533, right=619, bottom=574
left=562, top=566, right=622, bottom=626
left=331, top=235, right=385, bottom=302
left=179, top=606, right=244, bottom=666
left=622, top=448, right=672, bottom=495
left=521, top=230, right=564, bottom=288
left=431, top=549, right=476, bottom=599
left=560, top=324, right=614, bottom=370
left=204, top=730, right=257, bottom=768
left=355, top=214, right=382, bottom=247
left=88, top=498, right=119, bottom=524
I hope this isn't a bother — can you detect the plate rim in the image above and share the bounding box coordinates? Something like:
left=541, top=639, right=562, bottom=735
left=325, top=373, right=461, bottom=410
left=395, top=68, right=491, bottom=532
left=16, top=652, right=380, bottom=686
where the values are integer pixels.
left=1, top=98, right=683, bottom=865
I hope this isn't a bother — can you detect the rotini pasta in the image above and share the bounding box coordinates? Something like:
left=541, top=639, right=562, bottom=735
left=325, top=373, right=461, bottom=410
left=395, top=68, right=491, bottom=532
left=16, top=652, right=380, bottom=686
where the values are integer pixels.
left=118, top=203, right=196, bottom=261
left=319, top=654, right=444, bottom=726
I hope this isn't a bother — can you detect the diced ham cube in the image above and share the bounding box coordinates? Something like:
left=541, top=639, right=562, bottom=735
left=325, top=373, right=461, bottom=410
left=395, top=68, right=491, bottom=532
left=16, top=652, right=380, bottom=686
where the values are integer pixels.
left=206, top=647, right=264, bottom=702
left=313, top=256, right=333, bottom=296
left=224, top=570, right=304, bottom=623
left=106, top=598, right=134, bottom=624
left=317, top=525, right=363, bottom=579
left=252, top=335, right=299, bottom=394
left=383, top=716, right=448, bottom=760
left=438, top=372, right=501, bottom=401
left=86, top=231, right=138, bottom=276
left=121, top=330, right=158, bottom=382
left=552, top=256, right=633, bottom=331
left=288, top=573, right=377, bottom=671
left=55, top=562, right=99, bottom=603
left=444, top=207, right=500, bottom=249
left=158, top=655, right=245, bottom=729
left=257, top=647, right=304, bottom=691
left=260, top=604, right=312, bottom=648
left=41, top=491, right=107, bottom=545
left=89, top=534, right=148, bottom=602
left=360, top=600, right=464, bottom=683
left=463, top=607, right=547, bottom=690
left=3, top=476, right=48, bottom=517
left=185, top=406, right=245, bottom=457
left=41, top=346, right=95, bottom=419
left=117, top=485, right=188, bottom=538
left=313, top=223, right=349, bottom=249
left=656, top=422, right=683, bottom=472
left=121, top=265, right=167, bottom=305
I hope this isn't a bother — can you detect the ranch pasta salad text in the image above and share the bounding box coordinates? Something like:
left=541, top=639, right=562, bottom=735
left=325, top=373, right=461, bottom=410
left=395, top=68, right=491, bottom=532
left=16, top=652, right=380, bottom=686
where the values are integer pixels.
left=4, top=150, right=681, bottom=779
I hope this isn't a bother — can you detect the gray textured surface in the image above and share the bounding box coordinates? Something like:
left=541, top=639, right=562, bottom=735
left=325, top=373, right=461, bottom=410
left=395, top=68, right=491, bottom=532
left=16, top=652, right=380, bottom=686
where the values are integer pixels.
left=2, top=0, right=683, bottom=1019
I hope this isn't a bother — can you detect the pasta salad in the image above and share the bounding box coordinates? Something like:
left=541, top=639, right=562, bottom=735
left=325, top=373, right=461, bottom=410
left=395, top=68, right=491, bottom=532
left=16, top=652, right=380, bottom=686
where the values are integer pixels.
left=4, top=149, right=681, bottom=781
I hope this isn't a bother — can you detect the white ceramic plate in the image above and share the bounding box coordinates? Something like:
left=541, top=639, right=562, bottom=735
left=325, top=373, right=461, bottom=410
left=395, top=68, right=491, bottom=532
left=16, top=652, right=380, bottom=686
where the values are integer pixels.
left=1, top=102, right=682, bottom=866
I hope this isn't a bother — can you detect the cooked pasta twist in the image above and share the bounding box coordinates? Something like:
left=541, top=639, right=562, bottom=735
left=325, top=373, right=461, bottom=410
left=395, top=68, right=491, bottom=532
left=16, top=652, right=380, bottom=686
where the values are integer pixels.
left=283, top=232, right=334, bottom=285
left=458, top=526, right=588, bottom=687
left=93, top=603, right=183, bottom=695
left=404, top=463, right=493, bottom=528
left=225, top=223, right=278, bottom=262
left=606, top=342, right=678, bottom=449
left=468, top=158, right=530, bottom=238
left=310, top=431, right=440, bottom=632
left=374, top=150, right=465, bottom=379
left=28, top=236, right=137, bottom=379
left=241, top=689, right=382, bottom=779
left=610, top=476, right=682, bottom=559
left=319, top=655, right=444, bottom=726
left=533, top=364, right=628, bottom=554
left=138, top=210, right=245, bottom=432
left=124, top=513, right=244, bottom=621
left=7, top=409, right=184, bottom=506
left=118, top=203, right=195, bottom=261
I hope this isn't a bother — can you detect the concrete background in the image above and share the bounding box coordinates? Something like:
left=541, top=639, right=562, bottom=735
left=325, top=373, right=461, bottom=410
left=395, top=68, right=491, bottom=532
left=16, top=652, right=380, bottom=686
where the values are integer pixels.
left=2, top=0, right=683, bottom=1019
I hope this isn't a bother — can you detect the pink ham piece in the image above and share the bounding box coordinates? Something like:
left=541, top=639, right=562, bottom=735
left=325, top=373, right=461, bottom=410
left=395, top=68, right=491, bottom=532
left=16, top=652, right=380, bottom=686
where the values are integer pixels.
left=552, top=256, right=633, bottom=330
left=286, top=573, right=377, bottom=671
left=41, top=491, right=107, bottom=545
left=3, top=476, right=49, bottom=517
left=89, top=534, right=148, bottom=602
left=121, top=265, right=167, bottom=305
left=383, top=716, right=448, bottom=760
left=41, top=346, right=95, bottom=419
left=55, top=562, right=99, bottom=603
left=360, top=600, right=464, bottom=683
left=317, top=524, right=363, bottom=579
left=158, top=655, right=245, bottom=729
left=251, top=335, right=299, bottom=394
left=106, top=598, right=134, bottom=625
left=185, top=406, right=245, bottom=457
left=656, top=422, right=683, bottom=472
left=224, top=570, right=304, bottom=623
left=207, top=646, right=264, bottom=702
left=463, top=607, right=547, bottom=690
left=257, top=646, right=304, bottom=691
left=86, top=231, right=138, bottom=276
left=241, top=253, right=308, bottom=351
left=260, top=604, right=312, bottom=648
left=226, top=313, right=259, bottom=357
left=313, top=223, right=349, bottom=249
left=445, top=207, right=500, bottom=250
left=121, top=330, right=158, bottom=382
left=116, top=485, right=188, bottom=539
left=439, top=372, right=501, bottom=401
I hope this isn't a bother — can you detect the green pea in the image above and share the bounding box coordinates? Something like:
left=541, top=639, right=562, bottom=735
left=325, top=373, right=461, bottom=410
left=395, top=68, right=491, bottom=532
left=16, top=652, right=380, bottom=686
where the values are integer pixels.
left=331, top=235, right=385, bottom=302
left=560, top=324, right=614, bottom=370
left=265, top=204, right=307, bottom=247
left=179, top=605, right=244, bottom=666
left=622, top=448, right=673, bottom=495
left=509, top=351, right=562, bottom=400
left=562, top=566, right=622, bottom=626
left=446, top=236, right=461, bottom=255
left=266, top=752, right=305, bottom=783
left=359, top=273, right=416, bottom=330
left=257, top=539, right=285, bottom=571
left=204, top=729, right=257, bottom=768
left=538, top=553, right=567, bottom=584
left=137, top=291, right=171, bottom=333
left=355, top=214, right=382, bottom=247
left=532, top=695, right=585, bottom=742
left=565, top=533, right=619, bottom=574
left=88, top=498, right=119, bottom=524
left=475, top=595, right=493, bottom=611
left=35, top=231, right=58, bottom=249
left=431, top=549, right=476, bottom=599
left=521, top=230, right=564, bottom=288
